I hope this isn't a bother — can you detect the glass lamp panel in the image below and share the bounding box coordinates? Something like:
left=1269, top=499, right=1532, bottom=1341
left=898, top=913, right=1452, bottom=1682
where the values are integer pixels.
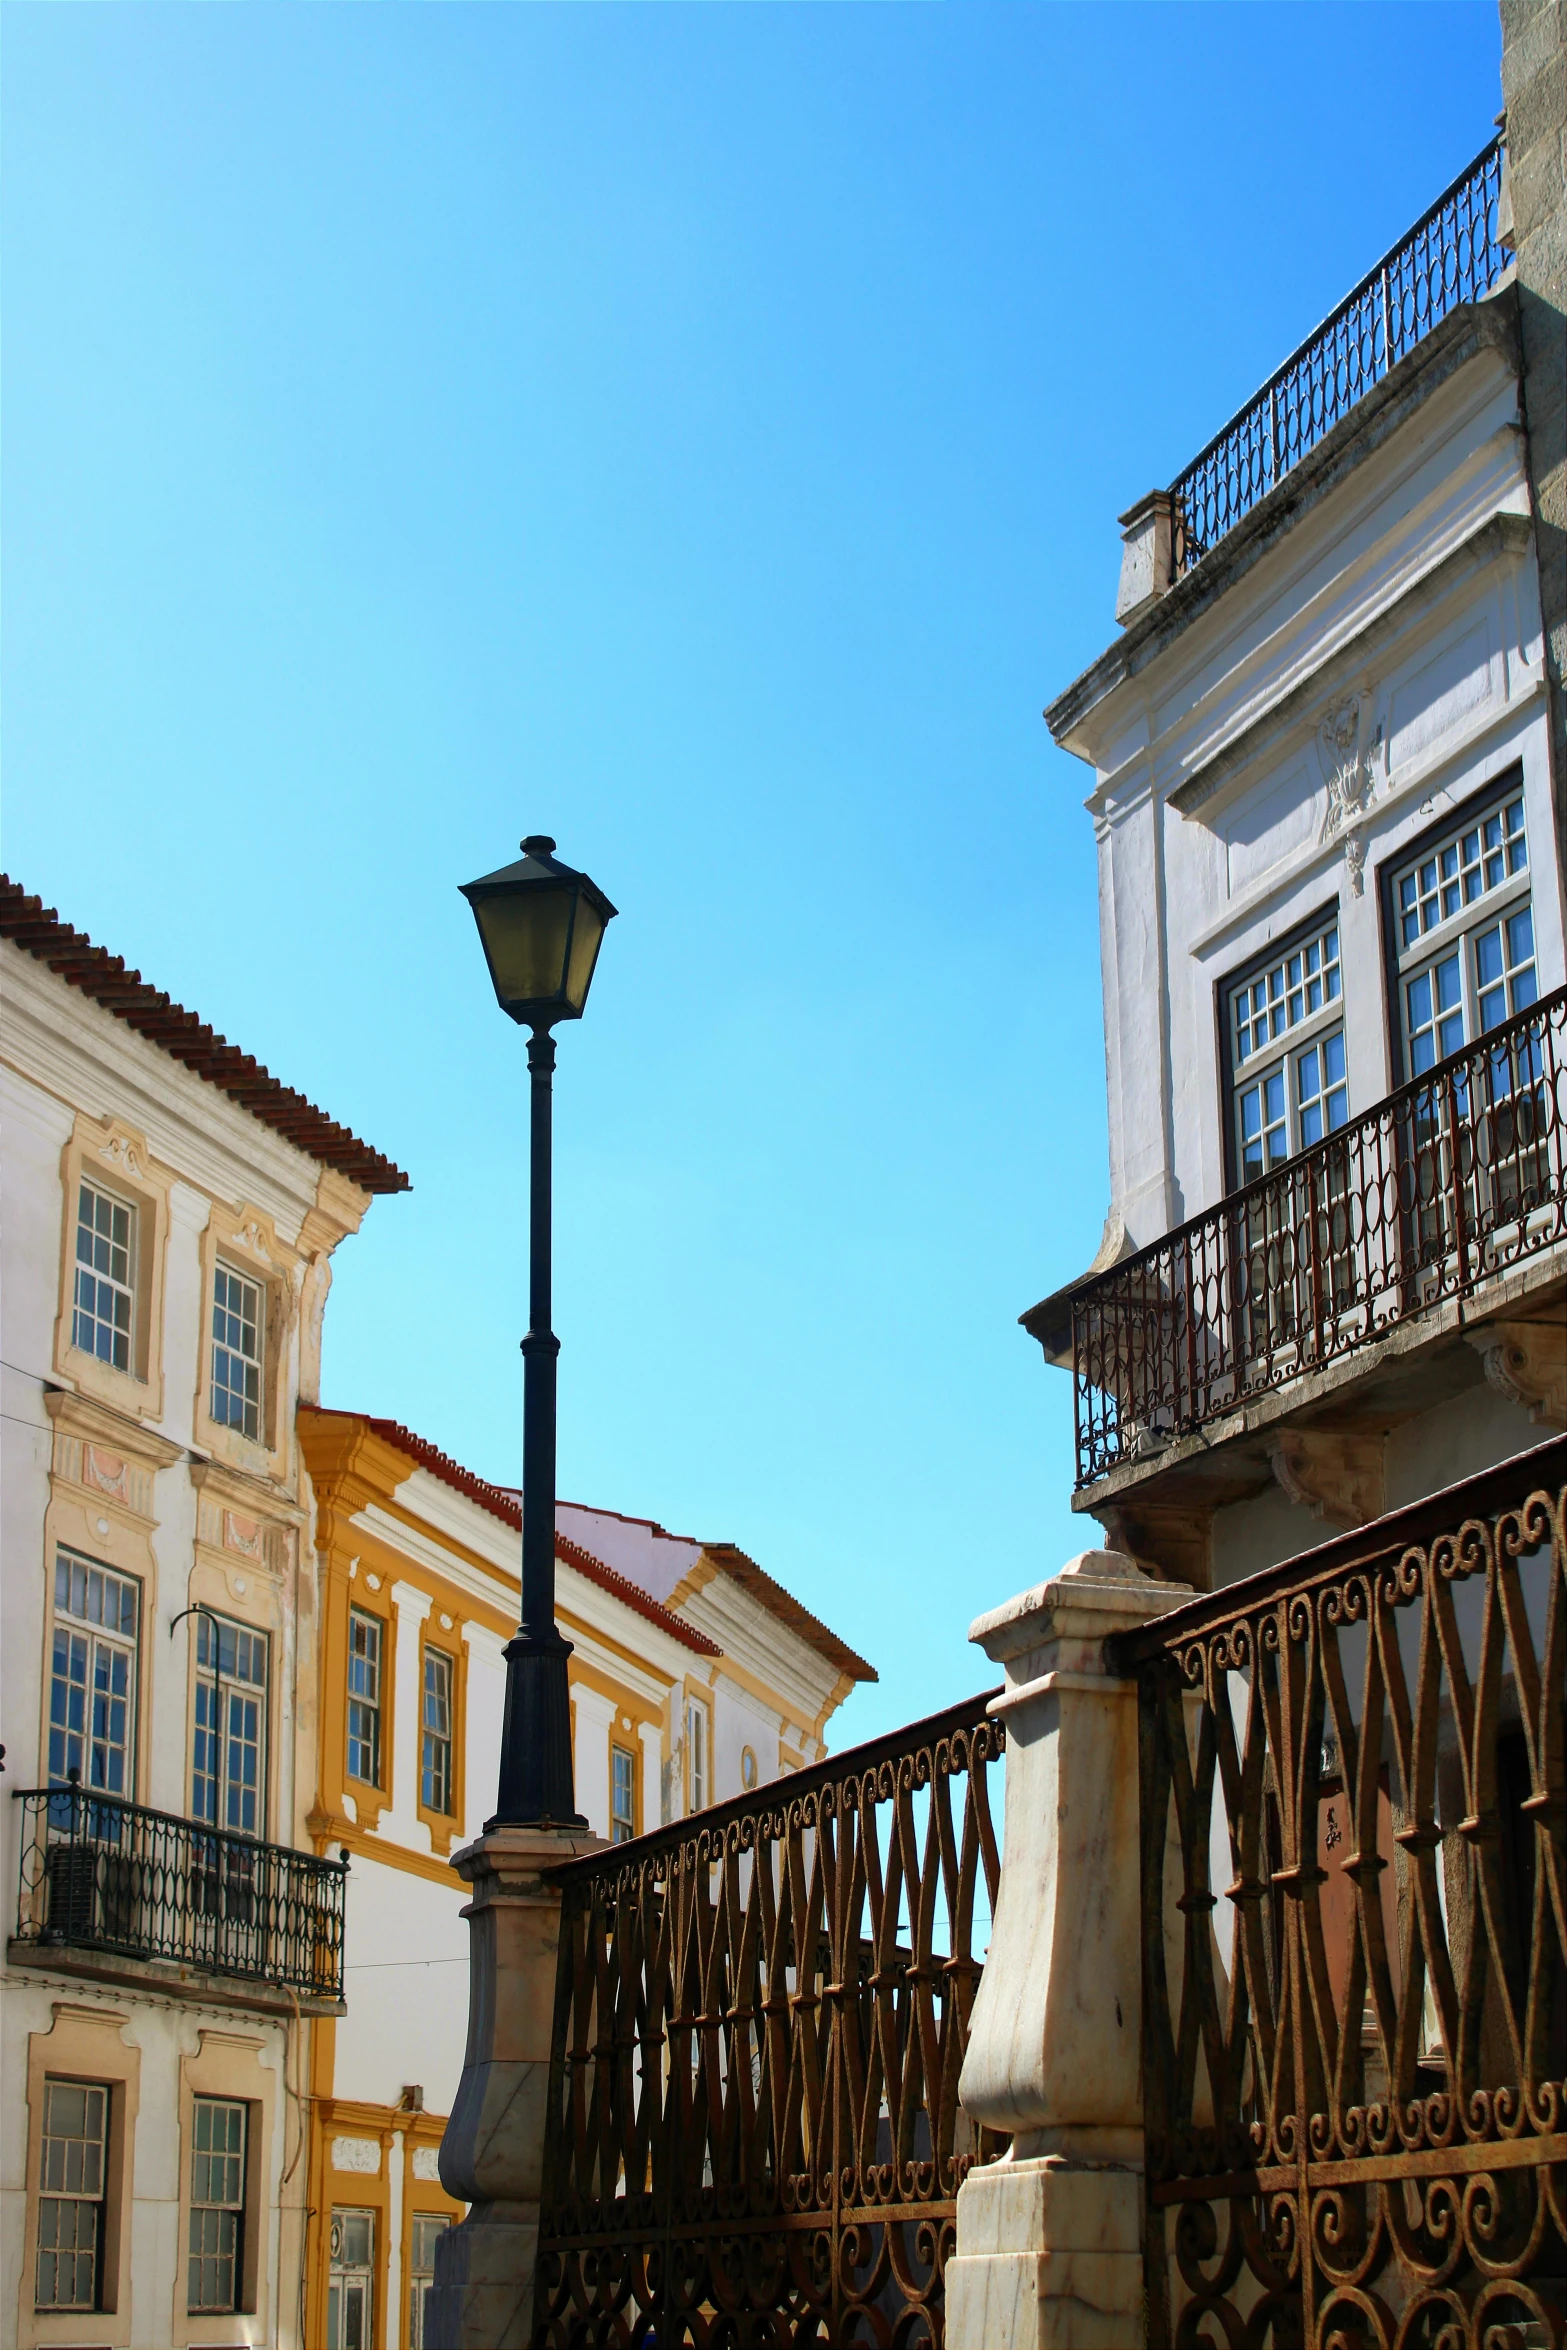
left=474, top=885, right=573, bottom=1014
left=562, top=896, right=608, bottom=1016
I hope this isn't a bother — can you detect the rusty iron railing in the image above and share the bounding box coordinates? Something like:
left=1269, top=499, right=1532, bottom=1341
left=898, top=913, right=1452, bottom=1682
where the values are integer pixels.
left=1170, top=141, right=1505, bottom=577
left=1073, top=985, right=1567, bottom=1489
left=530, top=1691, right=1006, bottom=2349
left=1111, top=1441, right=1567, bottom=2348
left=11, top=1783, right=348, bottom=2000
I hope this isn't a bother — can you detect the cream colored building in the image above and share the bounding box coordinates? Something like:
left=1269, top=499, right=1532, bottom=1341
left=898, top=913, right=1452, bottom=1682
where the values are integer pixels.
left=0, top=878, right=407, bottom=2350
left=295, top=1409, right=874, bottom=2349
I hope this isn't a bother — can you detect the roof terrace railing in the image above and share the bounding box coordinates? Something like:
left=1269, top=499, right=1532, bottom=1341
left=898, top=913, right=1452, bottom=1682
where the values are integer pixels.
left=1170, top=139, right=1505, bottom=579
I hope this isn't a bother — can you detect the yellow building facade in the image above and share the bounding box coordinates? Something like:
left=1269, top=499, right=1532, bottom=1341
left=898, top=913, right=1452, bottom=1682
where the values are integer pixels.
left=296, top=1407, right=873, bottom=2350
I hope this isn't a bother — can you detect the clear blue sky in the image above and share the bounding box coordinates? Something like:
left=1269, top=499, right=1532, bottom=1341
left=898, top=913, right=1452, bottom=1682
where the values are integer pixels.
left=5, top=2, right=1501, bottom=1749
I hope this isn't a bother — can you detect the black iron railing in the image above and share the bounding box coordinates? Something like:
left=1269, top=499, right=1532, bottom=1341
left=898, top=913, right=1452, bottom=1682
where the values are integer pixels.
left=1170, top=141, right=1505, bottom=578
left=11, top=1785, right=348, bottom=2000
left=1113, top=1441, right=1567, bottom=2348
left=531, top=1691, right=1006, bottom=2350
left=1073, top=985, right=1567, bottom=1487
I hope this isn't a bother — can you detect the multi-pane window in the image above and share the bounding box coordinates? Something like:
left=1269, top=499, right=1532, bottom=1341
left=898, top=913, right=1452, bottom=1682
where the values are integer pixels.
left=347, top=1610, right=383, bottom=1786
left=187, top=2097, right=246, bottom=2313
left=421, top=1648, right=454, bottom=1815
left=211, top=1262, right=264, bottom=1441
left=1225, top=917, right=1346, bottom=1181
left=686, top=1700, right=709, bottom=1815
left=49, top=1550, right=139, bottom=1796
left=409, top=2213, right=451, bottom=2350
left=72, top=1182, right=136, bottom=1371
left=612, top=1745, right=636, bottom=1843
left=328, top=2208, right=375, bottom=2350
left=1391, top=789, right=1535, bottom=1075
left=192, top=1614, right=269, bottom=1837
left=35, top=2080, right=109, bottom=2311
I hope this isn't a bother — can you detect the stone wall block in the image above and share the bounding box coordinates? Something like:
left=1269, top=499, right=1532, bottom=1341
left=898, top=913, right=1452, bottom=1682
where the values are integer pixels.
left=946, top=1550, right=1191, bottom=2349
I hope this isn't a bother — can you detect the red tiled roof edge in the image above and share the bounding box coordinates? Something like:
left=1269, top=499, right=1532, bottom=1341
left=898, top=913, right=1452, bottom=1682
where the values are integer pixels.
left=328, top=1409, right=721, bottom=1657
left=1, top=879, right=410, bottom=1196
left=701, top=1543, right=877, bottom=1684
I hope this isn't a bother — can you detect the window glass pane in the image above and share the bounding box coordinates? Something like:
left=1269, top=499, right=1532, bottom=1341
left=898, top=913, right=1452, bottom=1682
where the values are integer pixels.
left=612, top=1746, right=636, bottom=1843
left=211, top=1262, right=264, bottom=1440
left=49, top=1552, right=139, bottom=1793
left=36, top=2079, right=108, bottom=2311
left=1392, top=794, right=1528, bottom=950
left=421, top=1649, right=454, bottom=1814
left=348, top=1612, right=383, bottom=1785
left=72, top=1183, right=136, bottom=1370
left=192, top=1614, right=268, bottom=1836
left=188, top=2097, right=246, bottom=2313
left=1230, top=919, right=1341, bottom=1068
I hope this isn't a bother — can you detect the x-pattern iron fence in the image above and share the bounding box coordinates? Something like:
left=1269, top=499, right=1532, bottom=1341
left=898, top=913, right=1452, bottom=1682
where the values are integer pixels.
left=1114, top=1442, right=1567, bottom=2349
left=531, top=1691, right=1006, bottom=2349
left=1170, top=141, right=1505, bottom=578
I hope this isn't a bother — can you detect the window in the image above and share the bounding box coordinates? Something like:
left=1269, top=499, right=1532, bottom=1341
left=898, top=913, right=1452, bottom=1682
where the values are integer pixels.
left=611, top=1745, right=636, bottom=1843
left=49, top=1551, right=139, bottom=1797
left=347, top=1610, right=383, bottom=1786
left=192, top=1614, right=269, bottom=1837
left=421, top=1647, right=454, bottom=1815
left=35, top=2079, right=109, bottom=2311
left=188, top=2097, right=247, bottom=2313
left=328, top=2208, right=375, bottom=2350
left=1391, top=787, right=1535, bottom=1074
left=686, top=1699, right=708, bottom=1814
left=72, top=1181, right=136, bottom=1371
left=211, top=1261, right=264, bottom=1440
left=1224, top=916, right=1346, bottom=1180
left=408, top=2213, right=450, bottom=2350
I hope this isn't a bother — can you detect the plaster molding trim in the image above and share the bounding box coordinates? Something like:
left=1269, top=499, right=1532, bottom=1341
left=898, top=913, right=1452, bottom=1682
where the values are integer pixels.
left=1467, top=1318, right=1567, bottom=1427
left=1268, top=1428, right=1387, bottom=1528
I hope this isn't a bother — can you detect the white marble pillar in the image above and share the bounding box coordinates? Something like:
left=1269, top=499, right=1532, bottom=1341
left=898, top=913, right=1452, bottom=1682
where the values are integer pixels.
left=426, top=1821, right=605, bottom=2349
left=571, top=1684, right=615, bottom=1842
left=946, top=1549, right=1190, bottom=2350
left=381, top=1581, right=433, bottom=1847
left=638, top=1719, right=661, bottom=1835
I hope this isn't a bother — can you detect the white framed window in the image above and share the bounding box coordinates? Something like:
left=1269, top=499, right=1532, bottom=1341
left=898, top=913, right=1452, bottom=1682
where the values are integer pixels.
left=1390, top=784, right=1535, bottom=1076
left=187, top=2096, right=247, bottom=2313
left=72, top=1181, right=136, bottom=1371
left=211, top=1261, right=264, bottom=1441
left=421, top=1647, right=454, bottom=1815
left=686, top=1698, right=709, bottom=1815
left=35, top=2079, right=109, bottom=2311
left=1223, top=914, right=1346, bottom=1181
left=347, top=1610, right=383, bottom=1787
left=192, top=1614, right=269, bottom=1838
left=409, top=2212, right=451, bottom=2349
left=328, top=2208, right=375, bottom=2350
left=49, top=1550, right=140, bottom=1797
left=611, top=1745, right=636, bottom=1843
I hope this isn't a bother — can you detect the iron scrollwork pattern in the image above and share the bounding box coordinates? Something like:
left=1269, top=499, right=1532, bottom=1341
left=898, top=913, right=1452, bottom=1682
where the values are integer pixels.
left=1073, top=985, right=1567, bottom=1489
left=1118, top=1444, right=1567, bottom=2348
left=531, top=1692, right=1006, bottom=2349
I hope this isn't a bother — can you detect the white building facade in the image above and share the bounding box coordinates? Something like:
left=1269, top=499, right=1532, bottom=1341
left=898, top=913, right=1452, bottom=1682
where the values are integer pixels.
left=0, top=881, right=407, bottom=2350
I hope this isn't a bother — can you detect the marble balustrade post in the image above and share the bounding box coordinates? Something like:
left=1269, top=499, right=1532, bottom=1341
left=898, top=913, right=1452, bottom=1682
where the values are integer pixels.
left=946, top=1550, right=1191, bottom=2350
left=425, top=1822, right=603, bottom=2350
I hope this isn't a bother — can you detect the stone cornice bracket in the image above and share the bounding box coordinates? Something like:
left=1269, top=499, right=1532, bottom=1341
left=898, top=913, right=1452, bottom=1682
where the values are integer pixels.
left=1267, top=1428, right=1386, bottom=1528
left=1094, top=1497, right=1214, bottom=1592
left=1467, top=1319, right=1567, bottom=1428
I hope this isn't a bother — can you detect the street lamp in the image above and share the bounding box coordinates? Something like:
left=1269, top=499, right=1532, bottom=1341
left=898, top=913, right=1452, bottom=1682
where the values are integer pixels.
left=460, top=835, right=617, bottom=1826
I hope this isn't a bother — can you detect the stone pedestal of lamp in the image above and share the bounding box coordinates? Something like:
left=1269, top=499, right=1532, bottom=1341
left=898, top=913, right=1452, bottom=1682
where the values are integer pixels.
left=945, top=1550, right=1191, bottom=2350
left=425, top=1821, right=603, bottom=2350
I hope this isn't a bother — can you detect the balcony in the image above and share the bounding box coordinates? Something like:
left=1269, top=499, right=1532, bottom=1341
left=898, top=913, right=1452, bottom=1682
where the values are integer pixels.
left=10, top=1784, right=347, bottom=2011
left=1069, top=985, right=1567, bottom=1493
left=1169, top=140, right=1504, bottom=577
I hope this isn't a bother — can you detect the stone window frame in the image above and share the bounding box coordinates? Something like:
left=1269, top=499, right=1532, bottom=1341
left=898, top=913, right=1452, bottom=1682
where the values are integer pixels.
left=193, top=1203, right=296, bottom=1484
left=415, top=1617, right=464, bottom=1856
left=21, top=2003, right=140, bottom=2350
left=53, top=1116, right=172, bottom=1423
left=172, top=2029, right=275, bottom=2348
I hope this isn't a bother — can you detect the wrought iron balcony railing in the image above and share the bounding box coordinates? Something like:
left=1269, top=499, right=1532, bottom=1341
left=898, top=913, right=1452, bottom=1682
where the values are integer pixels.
left=11, top=1784, right=348, bottom=2002
left=1170, top=140, right=1505, bottom=579
left=1073, top=985, right=1567, bottom=1488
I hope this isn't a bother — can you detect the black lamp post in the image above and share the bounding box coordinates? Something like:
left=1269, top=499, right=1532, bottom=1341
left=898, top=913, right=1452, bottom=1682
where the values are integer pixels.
left=460, top=835, right=617, bottom=1827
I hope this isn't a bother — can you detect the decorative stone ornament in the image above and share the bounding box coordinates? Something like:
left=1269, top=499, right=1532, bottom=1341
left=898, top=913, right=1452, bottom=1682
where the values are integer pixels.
left=1316, top=691, right=1383, bottom=894
left=1113, top=491, right=1175, bottom=627
left=946, top=1549, right=1190, bottom=2349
